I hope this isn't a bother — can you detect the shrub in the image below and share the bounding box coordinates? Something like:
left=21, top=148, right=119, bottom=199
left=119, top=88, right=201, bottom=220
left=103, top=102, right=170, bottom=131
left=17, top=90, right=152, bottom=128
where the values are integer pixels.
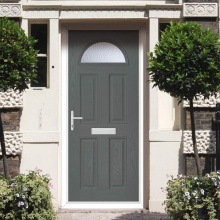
left=0, top=177, right=12, bottom=219
left=0, top=168, right=56, bottom=220
left=0, top=16, right=38, bottom=92
left=148, top=21, right=220, bottom=101
left=148, top=22, right=220, bottom=177
left=164, top=172, right=220, bottom=220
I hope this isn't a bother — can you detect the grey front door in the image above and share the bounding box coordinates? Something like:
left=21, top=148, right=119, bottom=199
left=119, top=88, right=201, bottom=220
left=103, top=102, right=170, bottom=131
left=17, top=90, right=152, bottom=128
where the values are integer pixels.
left=68, top=31, right=139, bottom=201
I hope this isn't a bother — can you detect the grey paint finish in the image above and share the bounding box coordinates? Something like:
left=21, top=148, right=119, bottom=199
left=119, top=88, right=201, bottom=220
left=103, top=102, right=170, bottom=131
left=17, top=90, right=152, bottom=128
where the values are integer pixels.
left=68, top=31, right=139, bottom=201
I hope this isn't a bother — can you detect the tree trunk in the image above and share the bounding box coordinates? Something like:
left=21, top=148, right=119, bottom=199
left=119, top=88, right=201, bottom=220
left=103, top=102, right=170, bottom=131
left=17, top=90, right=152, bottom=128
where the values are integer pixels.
left=189, top=99, right=202, bottom=177
left=0, top=111, right=9, bottom=179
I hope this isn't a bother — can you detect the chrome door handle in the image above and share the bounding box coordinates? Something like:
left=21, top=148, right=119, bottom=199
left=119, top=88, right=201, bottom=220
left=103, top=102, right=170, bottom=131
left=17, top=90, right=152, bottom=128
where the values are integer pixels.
left=71, top=111, right=83, bottom=131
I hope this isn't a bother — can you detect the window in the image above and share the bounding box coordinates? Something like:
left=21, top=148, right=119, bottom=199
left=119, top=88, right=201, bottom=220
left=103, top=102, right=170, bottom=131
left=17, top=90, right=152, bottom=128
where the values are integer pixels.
left=81, top=42, right=126, bottom=63
left=30, top=23, right=48, bottom=87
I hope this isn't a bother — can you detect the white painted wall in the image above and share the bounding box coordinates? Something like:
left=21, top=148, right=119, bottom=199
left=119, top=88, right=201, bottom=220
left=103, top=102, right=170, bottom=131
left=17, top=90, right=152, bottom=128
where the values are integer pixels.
left=148, top=14, right=183, bottom=212
left=20, top=144, right=59, bottom=209
left=149, top=17, right=181, bottom=131
left=20, top=19, right=60, bottom=209
left=149, top=141, right=184, bottom=212
left=148, top=131, right=183, bottom=212
left=149, top=17, right=159, bottom=131
left=158, top=91, right=180, bottom=130
left=20, top=19, right=59, bottom=132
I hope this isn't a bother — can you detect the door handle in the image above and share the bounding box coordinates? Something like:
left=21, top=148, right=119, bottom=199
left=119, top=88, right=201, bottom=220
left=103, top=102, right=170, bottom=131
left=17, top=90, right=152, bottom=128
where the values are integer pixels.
left=71, top=111, right=83, bottom=131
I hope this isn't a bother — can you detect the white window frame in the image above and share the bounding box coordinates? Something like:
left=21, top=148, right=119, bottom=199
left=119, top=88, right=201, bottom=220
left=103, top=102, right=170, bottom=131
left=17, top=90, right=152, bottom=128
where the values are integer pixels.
left=28, top=21, right=50, bottom=88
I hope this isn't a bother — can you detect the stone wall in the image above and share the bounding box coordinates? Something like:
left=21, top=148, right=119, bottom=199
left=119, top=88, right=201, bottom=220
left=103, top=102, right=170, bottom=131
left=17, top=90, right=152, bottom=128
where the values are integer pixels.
left=183, top=130, right=216, bottom=154
left=0, top=90, right=23, bottom=109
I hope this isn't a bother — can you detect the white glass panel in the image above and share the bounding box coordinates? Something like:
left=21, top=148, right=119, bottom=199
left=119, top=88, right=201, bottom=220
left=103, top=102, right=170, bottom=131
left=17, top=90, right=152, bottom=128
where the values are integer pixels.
left=81, top=42, right=126, bottom=63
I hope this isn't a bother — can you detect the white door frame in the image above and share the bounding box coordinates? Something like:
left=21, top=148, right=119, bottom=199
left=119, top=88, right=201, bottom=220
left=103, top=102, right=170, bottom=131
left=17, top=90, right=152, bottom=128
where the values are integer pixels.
left=61, top=21, right=147, bottom=209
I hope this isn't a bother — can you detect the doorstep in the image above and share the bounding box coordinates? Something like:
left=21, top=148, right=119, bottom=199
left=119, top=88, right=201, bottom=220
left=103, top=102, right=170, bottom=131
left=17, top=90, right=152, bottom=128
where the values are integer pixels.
left=57, top=209, right=171, bottom=220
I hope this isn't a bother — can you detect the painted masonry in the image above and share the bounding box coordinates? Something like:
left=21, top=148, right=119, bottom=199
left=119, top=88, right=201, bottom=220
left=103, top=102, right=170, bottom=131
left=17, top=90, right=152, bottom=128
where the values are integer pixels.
left=0, top=0, right=219, bottom=212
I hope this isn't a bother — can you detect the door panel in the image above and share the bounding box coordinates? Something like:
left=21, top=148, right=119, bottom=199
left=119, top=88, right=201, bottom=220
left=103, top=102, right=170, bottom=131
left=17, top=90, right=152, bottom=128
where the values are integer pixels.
left=80, top=75, right=98, bottom=123
left=109, top=74, right=127, bottom=123
left=68, top=31, right=139, bottom=201
left=80, top=138, right=97, bottom=189
left=109, top=138, right=127, bottom=189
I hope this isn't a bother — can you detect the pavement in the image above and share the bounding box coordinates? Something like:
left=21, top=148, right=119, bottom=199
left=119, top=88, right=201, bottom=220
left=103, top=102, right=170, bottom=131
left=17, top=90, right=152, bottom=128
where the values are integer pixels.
left=57, top=210, right=171, bottom=220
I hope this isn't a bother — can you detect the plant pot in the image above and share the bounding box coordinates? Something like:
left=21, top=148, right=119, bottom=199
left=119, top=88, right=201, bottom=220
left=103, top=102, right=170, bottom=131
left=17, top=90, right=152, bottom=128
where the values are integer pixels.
left=198, top=208, right=220, bottom=220
left=198, top=209, right=208, bottom=220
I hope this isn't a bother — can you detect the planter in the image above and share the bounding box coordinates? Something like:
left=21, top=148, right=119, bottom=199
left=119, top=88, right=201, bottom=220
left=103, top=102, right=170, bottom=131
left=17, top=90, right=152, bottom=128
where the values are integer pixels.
left=198, top=208, right=220, bottom=220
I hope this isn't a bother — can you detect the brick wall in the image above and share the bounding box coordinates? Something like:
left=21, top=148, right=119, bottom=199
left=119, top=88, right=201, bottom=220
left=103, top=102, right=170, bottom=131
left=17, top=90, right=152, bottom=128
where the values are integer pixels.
left=186, top=154, right=216, bottom=176
left=196, top=20, right=219, bottom=35
left=185, top=18, right=219, bottom=35
left=0, top=156, right=21, bottom=175
left=0, top=109, right=21, bottom=173
left=1, top=109, right=20, bottom=131
left=185, top=109, right=215, bottom=130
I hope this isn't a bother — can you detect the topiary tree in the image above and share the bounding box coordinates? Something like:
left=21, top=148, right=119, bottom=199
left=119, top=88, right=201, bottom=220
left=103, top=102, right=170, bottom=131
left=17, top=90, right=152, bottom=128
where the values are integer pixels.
left=148, top=21, right=220, bottom=177
left=0, top=17, right=38, bottom=179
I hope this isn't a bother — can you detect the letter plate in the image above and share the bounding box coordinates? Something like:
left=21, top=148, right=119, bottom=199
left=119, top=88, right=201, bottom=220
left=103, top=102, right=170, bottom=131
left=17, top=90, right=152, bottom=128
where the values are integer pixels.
left=91, top=128, right=116, bottom=135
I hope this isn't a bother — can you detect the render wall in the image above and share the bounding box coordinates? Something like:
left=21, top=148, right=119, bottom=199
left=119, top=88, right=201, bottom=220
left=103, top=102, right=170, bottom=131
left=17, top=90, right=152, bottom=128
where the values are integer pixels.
left=19, top=19, right=60, bottom=209
left=148, top=16, right=183, bottom=212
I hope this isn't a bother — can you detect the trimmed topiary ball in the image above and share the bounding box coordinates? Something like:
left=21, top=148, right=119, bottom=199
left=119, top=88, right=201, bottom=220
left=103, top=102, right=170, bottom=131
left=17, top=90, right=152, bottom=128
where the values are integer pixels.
left=0, top=17, right=38, bottom=92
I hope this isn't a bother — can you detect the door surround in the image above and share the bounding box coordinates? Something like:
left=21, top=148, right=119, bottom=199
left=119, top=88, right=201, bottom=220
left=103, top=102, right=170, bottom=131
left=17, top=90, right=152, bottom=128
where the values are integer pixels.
left=61, top=21, right=148, bottom=209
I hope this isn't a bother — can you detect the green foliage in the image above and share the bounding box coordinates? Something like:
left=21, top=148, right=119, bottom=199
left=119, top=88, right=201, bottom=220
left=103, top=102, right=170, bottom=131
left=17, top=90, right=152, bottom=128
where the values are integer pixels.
left=0, top=17, right=38, bottom=92
left=164, top=172, right=220, bottom=220
left=0, top=168, right=56, bottom=220
left=148, top=21, right=220, bottom=102
left=0, top=177, right=12, bottom=219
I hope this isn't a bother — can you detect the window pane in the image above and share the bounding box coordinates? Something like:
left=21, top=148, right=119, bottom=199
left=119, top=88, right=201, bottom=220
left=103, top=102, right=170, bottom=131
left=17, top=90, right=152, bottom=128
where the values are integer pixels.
left=31, top=24, right=47, bottom=54
left=31, top=57, right=47, bottom=87
left=81, top=42, right=126, bottom=63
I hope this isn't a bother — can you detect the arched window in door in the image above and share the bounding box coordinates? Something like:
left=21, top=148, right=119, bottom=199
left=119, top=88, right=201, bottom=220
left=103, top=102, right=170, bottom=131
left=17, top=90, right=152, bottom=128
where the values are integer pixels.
left=81, top=42, right=126, bottom=63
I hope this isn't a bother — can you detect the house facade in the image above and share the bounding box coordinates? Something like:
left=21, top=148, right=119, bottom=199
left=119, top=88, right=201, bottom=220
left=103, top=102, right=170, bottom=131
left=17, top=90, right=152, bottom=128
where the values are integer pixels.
left=0, top=0, right=219, bottom=212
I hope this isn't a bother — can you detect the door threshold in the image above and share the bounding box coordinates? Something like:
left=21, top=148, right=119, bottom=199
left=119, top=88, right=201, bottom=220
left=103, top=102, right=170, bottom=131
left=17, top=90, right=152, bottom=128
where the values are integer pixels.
left=59, top=208, right=148, bottom=213
left=61, top=202, right=143, bottom=209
